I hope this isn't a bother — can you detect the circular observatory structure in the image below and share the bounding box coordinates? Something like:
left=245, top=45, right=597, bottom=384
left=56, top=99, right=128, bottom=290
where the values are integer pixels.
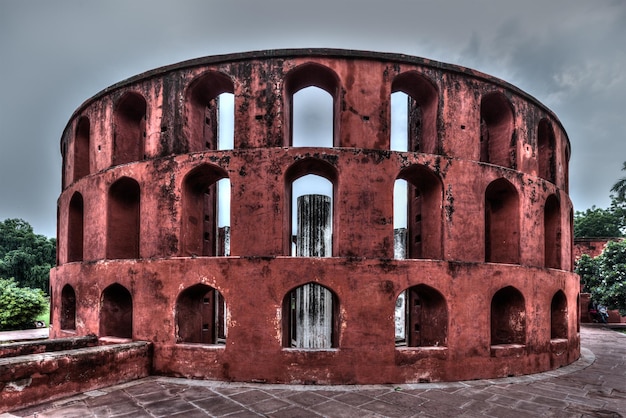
left=51, top=49, right=579, bottom=384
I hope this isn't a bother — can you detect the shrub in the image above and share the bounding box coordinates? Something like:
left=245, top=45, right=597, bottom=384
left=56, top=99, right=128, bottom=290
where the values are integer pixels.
left=0, top=277, right=47, bottom=331
left=575, top=240, right=626, bottom=316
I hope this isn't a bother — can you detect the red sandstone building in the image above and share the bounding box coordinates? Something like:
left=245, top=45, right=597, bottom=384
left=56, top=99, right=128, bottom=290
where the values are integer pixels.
left=50, top=49, right=579, bottom=384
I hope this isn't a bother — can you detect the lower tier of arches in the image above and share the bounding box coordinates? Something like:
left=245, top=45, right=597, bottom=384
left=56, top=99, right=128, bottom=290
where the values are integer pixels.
left=50, top=257, right=580, bottom=384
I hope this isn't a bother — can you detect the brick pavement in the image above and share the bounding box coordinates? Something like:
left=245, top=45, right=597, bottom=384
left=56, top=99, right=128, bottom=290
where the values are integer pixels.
left=3, top=324, right=625, bottom=417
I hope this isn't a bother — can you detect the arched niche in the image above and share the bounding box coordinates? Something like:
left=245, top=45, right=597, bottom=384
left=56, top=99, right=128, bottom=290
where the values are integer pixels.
left=106, top=177, right=140, bottom=259
left=544, top=194, right=561, bottom=269
left=396, top=165, right=443, bottom=260
left=176, top=283, right=227, bottom=344
left=185, top=71, right=234, bottom=152
left=538, top=118, right=556, bottom=183
left=181, top=164, right=229, bottom=257
left=100, top=283, right=133, bottom=338
left=60, top=284, right=76, bottom=331
left=395, top=284, right=447, bottom=347
left=551, top=290, right=568, bottom=339
left=73, top=116, right=90, bottom=181
left=485, top=179, right=519, bottom=264
left=491, top=286, right=526, bottom=345
left=480, top=92, right=514, bottom=168
left=113, top=92, right=146, bottom=166
left=67, top=192, right=84, bottom=263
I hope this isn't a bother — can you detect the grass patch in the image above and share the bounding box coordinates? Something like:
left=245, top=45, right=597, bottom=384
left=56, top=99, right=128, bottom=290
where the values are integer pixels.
left=35, top=299, right=50, bottom=327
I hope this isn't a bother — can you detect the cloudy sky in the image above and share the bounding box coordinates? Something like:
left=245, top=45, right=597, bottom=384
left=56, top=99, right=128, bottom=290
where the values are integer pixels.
left=1, top=0, right=625, bottom=238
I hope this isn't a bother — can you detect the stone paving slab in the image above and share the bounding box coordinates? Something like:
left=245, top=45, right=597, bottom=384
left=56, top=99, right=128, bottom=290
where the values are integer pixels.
left=0, top=328, right=48, bottom=343
left=2, top=324, right=625, bottom=417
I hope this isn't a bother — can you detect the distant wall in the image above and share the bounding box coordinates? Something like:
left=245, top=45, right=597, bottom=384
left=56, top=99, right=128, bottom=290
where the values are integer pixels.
left=573, top=237, right=622, bottom=260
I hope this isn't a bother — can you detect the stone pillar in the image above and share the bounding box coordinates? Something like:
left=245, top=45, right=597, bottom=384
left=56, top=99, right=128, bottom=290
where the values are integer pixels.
left=394, top=227, right=407, bottom=260
left=294, top=194, right=333, bottom=348
left=218, top=226, right=230, bottom=256
left=394, top=228, right=407, bottom=344
left=296, top=194, right=331, bottom=257
left=394, top=291, right=406, bottom=343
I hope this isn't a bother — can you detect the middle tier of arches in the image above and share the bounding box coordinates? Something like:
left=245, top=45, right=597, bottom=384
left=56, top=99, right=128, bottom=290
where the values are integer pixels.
left=58, top=148, right=573, bottom=270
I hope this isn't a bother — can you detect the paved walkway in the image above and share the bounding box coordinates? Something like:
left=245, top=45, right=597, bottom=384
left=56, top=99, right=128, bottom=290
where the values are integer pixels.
left=0, top=328, right=48, bottom=343
left=3, top=324, right=625, bottom=417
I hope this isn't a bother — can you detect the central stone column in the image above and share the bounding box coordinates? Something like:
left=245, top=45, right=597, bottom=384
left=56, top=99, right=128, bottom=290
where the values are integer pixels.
left=293, top=194, right=333, bottom=348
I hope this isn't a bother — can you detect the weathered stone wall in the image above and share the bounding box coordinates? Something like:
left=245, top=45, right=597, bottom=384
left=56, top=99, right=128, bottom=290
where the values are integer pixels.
left=50, top=49, right=578, bottom=384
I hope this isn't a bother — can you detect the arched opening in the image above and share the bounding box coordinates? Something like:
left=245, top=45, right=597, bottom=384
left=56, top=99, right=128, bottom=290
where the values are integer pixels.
left=544, top=194, right=562, bottom=269
left=176, top=284, right=227, bottom=344
left=217, top=93, right=234, bottom=150
left=67, top=192, right=84, bottom=262
left=292, top=176, right=333, bottom=257
left=395, top=284, right=447, bottom=347
left=538, top=118, right=556, bottom=183
left=181, top=164, right=230, bottom=257
left=551, top=290, right=568, bottom=339
left=485, top=179, right=519, bottom=264
left=100, top=283, right=132, bottom=338
left=282, top=283, right=338, bottom=349
left=60, top=284, right=76, bottom=331
left=395, top=165, right=443, bottom=259
left=491, top=286, right=526, bottom=345
left=106, top=177, right=140, bottom=259
left=480, top=93, right=514, bottom=168
left=73, top=116, right=90, bottom=181
left=391, top=72, right=438, bottom=153
left=185, top=71, right=234, bottom=152
left=113, top=92, right=146, bottom=166
left=285, top=63, right=339, bottom=147
left=393, top=179, right=408, bottom=259
left=390, top=92, right=409, bottom=152
left=292, top=87, right=333, bottom=147
left=285, top=159, right=337, bottom=256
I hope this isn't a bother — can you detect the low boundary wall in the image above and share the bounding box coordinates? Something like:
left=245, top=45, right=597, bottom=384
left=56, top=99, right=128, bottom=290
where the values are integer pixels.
left=0, top=341, right=152, bottom=413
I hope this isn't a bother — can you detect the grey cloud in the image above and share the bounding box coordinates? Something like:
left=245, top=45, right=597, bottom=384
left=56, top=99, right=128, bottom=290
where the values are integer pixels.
left=0, top=0, right=624, bottom=236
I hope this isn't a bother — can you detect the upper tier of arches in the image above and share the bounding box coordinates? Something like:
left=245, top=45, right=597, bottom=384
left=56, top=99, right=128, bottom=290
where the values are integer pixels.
left=60, top=50, right=570, bottom=191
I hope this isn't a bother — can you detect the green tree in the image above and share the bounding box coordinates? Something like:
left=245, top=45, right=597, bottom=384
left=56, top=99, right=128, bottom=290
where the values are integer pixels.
left=610, top=161, right=626, bottom=203
left=0, top=278, right=47, bottom=331
left=595, top=240, right=626, bottom=315
left=575, top=253, right=600, bottom=293
left=0, top=218, right=56, bottom=292
left=575, top=240, right=626, bottom=316
left=574, top=206, right=624, bottom=238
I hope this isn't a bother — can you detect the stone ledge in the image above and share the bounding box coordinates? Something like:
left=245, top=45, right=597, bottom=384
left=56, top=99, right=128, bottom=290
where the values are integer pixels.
left=0, top=341, right=152, bottom=413
left=0, top=335, right=98, bottom=358
left=490, top=344, right=526, bottom=358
